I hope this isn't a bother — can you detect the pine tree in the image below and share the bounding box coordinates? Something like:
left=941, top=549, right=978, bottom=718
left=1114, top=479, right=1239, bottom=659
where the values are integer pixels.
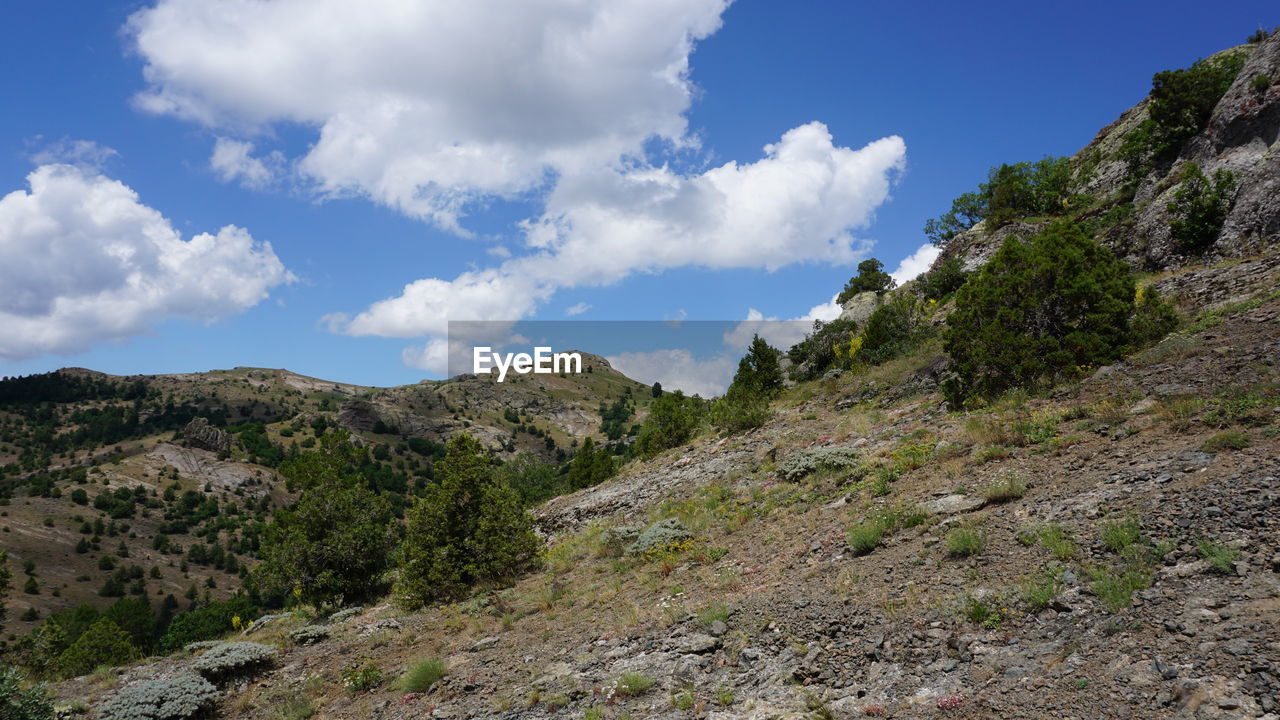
left=56, top=617, right=140, bottom=678
left=393, top=434, right=540, bottom=608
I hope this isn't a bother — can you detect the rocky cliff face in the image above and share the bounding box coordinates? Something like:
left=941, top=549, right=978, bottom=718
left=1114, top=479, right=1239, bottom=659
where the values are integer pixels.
left=940, top=33, right=1279, bottom=274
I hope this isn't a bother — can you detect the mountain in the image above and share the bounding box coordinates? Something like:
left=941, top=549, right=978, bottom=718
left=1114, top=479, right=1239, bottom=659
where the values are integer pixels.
left=0, top=359, right=652, bottom=639
left=5, top=30, right=1280, bottom=720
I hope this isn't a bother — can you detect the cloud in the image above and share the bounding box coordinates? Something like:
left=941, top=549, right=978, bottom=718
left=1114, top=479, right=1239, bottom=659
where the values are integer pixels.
left=890, top=243, right=941, bottom=285
left=210, top=138, right=284, bottom=189
left=564, top=302, right=591, bottom=317
left=606, top=348, right=735, bottom=397
left=28, top=139, right=119, bottom=169
left=127, top=0, right=731, bottom=229
left=331, top=125, right=905, bottom=338
left=0, top=163, right=293, bottom=360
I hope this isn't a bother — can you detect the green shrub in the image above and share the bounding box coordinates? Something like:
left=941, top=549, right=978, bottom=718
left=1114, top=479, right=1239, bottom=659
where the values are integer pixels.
left=341, top=660, right=384, bottom=694
left=1129, top=285, right=1181, bottom=348
left=627, top=519, right=692, bottom=556
left=944, top=220, right=1134, bottom=405
left=945, top=527, right=986, bottom=557
left=857, top=292, right=931, bottom=366
left=916, top=256, right=970, bottom=301
left=635, top=391, right=707, bottom=458
left=841, top=510, right=885, bottom=549
left=57, top=617, right=140, bottom=678
left=159, top=595, right=257, bottom=651
left=99, top=673, right=218, bottom=720
left=191, top=642, right=275, bottom=683
left=393, top=434, right=540, bottom=608
left=1195, top=537, right=1239, bottom=574
left=0, top=667, right=52, bottom=720
left=1167, top=163, right=1238, bottom=252
left=786, top=318, right=859, bottom=380
left=1250, top=73, right=1272, bottom=94
left=711, top=337, right=782, bottom=434
left=1036, top=525, right=1076, bottom=560
left=1121, top=53, right=1247, bottom=170
left=1248, top=27, right=1272, bottom=43
left=398, top=658, right=447, bottom=692
left=1201, top=430, right=1250, bottom=452
left=923, top=156, right=1073, bottom=245
left=252, top=434, right=398, bottom=608
left=838, top=258, right=895, bottom=303
left=103, top=597, right=156, bottom=654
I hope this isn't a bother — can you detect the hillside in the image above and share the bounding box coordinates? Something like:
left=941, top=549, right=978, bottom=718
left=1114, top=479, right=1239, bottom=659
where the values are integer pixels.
left=3, top=28, right=1280, bottom=720
left=0, top=358, right=652, bottom=638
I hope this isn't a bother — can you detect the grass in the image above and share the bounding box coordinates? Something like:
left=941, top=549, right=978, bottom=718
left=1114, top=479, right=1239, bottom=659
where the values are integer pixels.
left=962, top=595, right=1002, bottom=629
left=671, top=688, right=695, bottom=710
left=981, top=474, right=1027, bottom=503
left=1195, top=537, right=1239, bottom=574
left=944, top=527, right=985, bottom=557
left=398, top=658, right=447, bottom=692
left=846, top=504, right=927, bottom=555
left=1021, top=567, right=1065, bottom=611
left=1201, top=430, right=1250, bottom=452
left=697, top=603, right=729, bottom=629
left=1089, top=566, right=1151, bottom=612
left=715, top=688, right=735, bottom=707
left=1100, top=518, right=1142, bottom=554
left=614, top=672, right=655, bottom=698
left=1035, top=524, right=1076, bottom=560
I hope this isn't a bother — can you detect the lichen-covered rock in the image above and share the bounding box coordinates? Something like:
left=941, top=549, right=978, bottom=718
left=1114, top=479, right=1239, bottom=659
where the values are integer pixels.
left=777, top=445, right=863, bottom=481
left=99, top=673, right=218, bottom=720
left=626, top=519, right=692, bottom=556
left=191, top=642, right=274, bottom=682
left=289, top=625, right=330, bottom=645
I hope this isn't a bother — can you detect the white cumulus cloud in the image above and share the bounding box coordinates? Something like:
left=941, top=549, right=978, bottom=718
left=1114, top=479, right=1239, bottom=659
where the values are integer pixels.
left=210, top=138, right=284, bottom=189
left=331, top=125, right=905, bottom=338
left=127, top=0, right=730, bottom=230
left=0, top=163, right=293, bottom=360
left=890, top=243, right=941, bottom=285
left=606, top=348, right=735, bottom=398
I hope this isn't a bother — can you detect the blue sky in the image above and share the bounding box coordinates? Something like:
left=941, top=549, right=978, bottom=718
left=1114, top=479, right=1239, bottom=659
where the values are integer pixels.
left=0, top=0, right=1274, bottom=388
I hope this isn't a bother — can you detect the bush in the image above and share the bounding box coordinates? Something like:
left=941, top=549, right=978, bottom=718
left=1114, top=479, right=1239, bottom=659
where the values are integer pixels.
left=104, top=597, right=156, bottom=655
left=626, top=519, right=693, bottom=556
left=924, top=156, right=1073, bottom=244
left=857, top=292, right=931, bottom=366
left=341, top=660, right=384, bottom=694
left=847, top=520, right=885, bottom=555
left=252, top=435, right=399, bottom=608
left=0, top=667, right=52, bottom=720
left=1021, top=567, right=1065, bottom=611
left=635, top=391, right=706, bottom=458
left=837, top=258, right=895, bottom=303
left=777, top=445, right=862, bottom=482
left=944, top=527, right=986, bottom=557
left=1167, top=163, right=1238, bottom=252
left=57, top=617, right=140, bottom=678
left=159, top=596, right=258, bottom=651
left=191, top=642, right=274, bottom=682
left=944, top=220, right=1135, bottom=405
left=1248, top=27, right=1272, bottom=43
left=1121, top=54, right=1247, bottom=170
left=613, top=672, right=654, bottom=698
left=786, top=317, right=860, bottom=380
left=398, top=658, right=447, bottom=692
left=496, top=452, right=567, bottom=506
left=99, top=673, right=219, bottom=720
left=1129, top=285, right=1181, bottom=348
left=394, top=434, right=540, bottom=608
left=289, top=625, right=330, bottom=645
left=1250, top=73, right=1272, bottom=94
left=916, top=256, right=970, bottom=301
